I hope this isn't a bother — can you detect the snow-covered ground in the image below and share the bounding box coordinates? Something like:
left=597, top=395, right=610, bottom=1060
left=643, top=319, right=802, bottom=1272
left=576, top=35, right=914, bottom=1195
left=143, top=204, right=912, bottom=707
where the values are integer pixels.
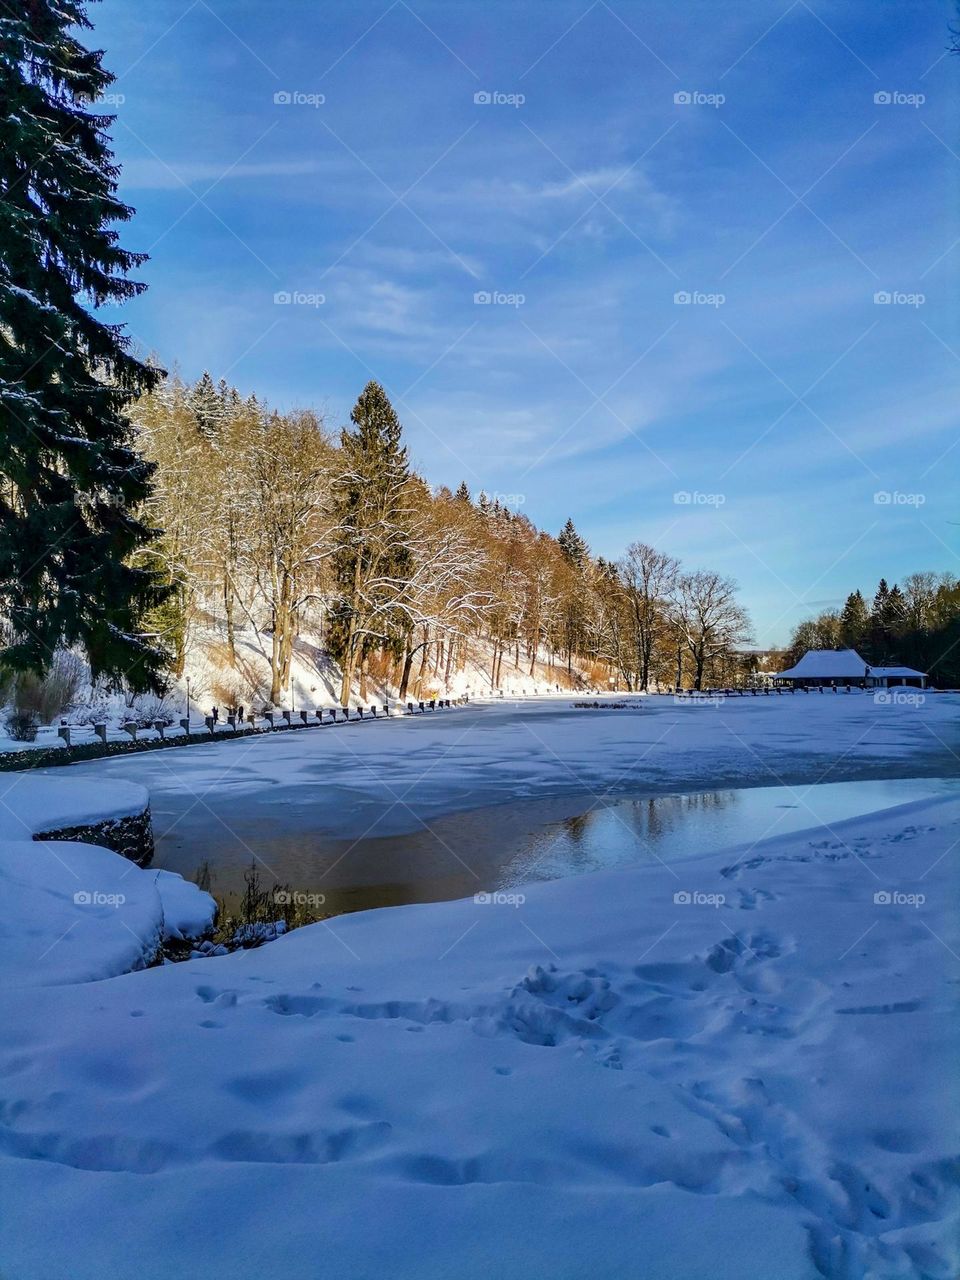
left=1, top=696, right=958, bottom=1278
left=0, top=774, right=215, bottom=985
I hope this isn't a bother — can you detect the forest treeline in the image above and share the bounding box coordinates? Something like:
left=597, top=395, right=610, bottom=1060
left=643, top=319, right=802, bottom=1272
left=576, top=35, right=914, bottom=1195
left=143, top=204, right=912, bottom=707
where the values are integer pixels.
left=785, top=577, right=960, bottom=685
left=132, top=371, right=754, bottom=703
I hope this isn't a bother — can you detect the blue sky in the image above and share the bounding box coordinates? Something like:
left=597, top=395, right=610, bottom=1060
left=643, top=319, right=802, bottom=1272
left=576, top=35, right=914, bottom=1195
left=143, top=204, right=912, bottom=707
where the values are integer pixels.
left=94, top=0, right=959, bottom=645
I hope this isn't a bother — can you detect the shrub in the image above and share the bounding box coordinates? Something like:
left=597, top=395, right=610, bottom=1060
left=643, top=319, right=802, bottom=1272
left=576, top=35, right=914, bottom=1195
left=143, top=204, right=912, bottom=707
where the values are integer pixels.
left=128, top=692, right=175, bottom=729
left=5, top=710, right=38, bottom=741
left=4, top=650, right=86, bottom=736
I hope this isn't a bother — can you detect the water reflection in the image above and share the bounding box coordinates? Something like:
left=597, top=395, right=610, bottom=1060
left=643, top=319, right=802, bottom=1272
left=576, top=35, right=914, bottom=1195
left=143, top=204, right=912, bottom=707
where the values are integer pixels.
left=161, top=777, right=960, bottom=919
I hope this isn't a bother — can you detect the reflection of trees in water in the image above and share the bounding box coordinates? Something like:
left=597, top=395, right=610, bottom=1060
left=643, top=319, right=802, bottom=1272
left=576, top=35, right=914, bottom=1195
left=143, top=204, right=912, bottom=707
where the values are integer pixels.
left=620, top=791, right=738, bottom=848
left=562, top=811, right=595, bottom=844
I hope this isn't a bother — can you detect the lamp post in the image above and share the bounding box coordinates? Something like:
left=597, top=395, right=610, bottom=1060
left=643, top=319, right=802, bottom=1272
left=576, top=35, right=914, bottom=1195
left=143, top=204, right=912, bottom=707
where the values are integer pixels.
left=185, top=675, right=192, bottom=727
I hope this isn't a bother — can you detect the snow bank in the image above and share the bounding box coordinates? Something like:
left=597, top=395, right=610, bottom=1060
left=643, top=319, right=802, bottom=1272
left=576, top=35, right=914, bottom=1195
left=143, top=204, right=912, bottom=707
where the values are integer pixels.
left=0, top=837, right=163, bottom=986
left=0, top=773, right=149, bottom=840
left=1, top=786, right=958, bottom=1277
left=154, top=869, right=217, bottom=941
left=0, top=774, right=215, bottom=985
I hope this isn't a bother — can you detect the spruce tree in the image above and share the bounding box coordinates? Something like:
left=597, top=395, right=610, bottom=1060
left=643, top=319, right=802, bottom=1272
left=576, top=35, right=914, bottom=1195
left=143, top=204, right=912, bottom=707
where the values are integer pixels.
left=839, top=590, right=869, bottom=650
left=558, top=517, right=589, bottom=568
left=329, top=382, right=413, bottom=704
left=0, top=0, right=167, bottom=689
left=868, top=579, right=893, bottom=660
left=190, top=370, right=226, bottom=441
left=454, top=481, right=471, bottom=503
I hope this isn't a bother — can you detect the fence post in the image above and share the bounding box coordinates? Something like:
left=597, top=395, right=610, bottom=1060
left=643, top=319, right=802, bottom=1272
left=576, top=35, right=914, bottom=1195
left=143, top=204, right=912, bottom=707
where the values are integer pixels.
left=154, top=720, right=166, bottom=739
left=58, top=726, right=72, bottom=747
left=122, top=721, right=138, bottom=741
left=179, top=718, right=190, bottom=734
left=94, top=723, right=108, bottom=744
left=204, top=716, right=215, bottom=734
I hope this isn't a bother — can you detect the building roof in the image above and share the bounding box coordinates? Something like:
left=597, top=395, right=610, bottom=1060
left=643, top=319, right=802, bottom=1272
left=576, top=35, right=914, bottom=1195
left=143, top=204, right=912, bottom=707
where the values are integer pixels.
left=776, top=648, right=869, bottom=679
left=776, top=648, right=927, bottom=680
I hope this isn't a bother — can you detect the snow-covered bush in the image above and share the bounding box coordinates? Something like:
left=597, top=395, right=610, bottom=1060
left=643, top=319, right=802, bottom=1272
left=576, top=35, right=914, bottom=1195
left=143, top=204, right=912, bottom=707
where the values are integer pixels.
left=127, top=693, right=175, bottom=729
left=71, top=691, right=112, bottom=726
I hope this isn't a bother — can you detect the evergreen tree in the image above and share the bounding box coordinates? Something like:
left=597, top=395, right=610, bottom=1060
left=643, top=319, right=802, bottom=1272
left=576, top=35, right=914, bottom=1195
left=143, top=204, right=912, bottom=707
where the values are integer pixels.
left=868, top=579, right=894, bottom=660
left=839, top=590, right=869, bottom=649
left=0, top=0, right=167, bottom=689
left=886, top=584, right=907, bottom=632
left=454, top=481, right=471, bottom=503
left=189, top=370, right=226, bottom=441
left=558, top=518, right=589, bottom=568
left=329, top=382, right=413, bottom=704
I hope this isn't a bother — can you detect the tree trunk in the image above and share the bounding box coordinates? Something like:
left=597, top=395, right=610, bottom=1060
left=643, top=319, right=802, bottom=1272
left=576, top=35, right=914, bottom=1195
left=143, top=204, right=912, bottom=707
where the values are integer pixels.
left=223, top=574, right=236, bottom=666
left=338, top=620, right=356, bottom=707
left=270, top=615, right=282, bottom=704
left=359, top=654, right=369, bottom=702
left=398, top=644, right=415, bottom=700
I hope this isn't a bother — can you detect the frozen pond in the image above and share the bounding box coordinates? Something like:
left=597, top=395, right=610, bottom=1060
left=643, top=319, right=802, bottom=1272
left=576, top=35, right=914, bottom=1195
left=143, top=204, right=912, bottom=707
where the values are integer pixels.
left=154, top=775, right=960, bottom=915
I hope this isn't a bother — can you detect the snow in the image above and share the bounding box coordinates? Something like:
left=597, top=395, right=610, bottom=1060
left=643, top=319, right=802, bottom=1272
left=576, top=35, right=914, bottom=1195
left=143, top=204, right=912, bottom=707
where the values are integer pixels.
left=0, top=697, right=958, bottom=1278
left=0, top=772, right=149, bottom=839
left=57, top=690, right=960, bottom=843
left=0, top=836, right=164, bottom=986
left=0, top=774, right=214, bottom=983
left=776, top=647, right=870, bottom=679
left=868, top=665, right=929, bottom=680
left=154, top=868, right=216, bottom=941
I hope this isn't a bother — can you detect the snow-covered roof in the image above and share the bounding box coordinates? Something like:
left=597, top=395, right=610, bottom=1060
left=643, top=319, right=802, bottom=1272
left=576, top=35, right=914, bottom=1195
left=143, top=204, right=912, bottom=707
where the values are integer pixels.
left=867, top=665, right=927, bottom=679
left=775, top=648, right=868, bottom=680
